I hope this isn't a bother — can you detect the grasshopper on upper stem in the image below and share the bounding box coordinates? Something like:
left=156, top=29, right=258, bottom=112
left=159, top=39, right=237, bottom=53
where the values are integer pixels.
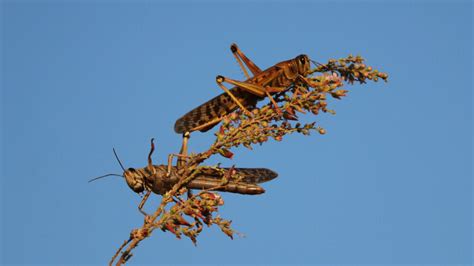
left=174, top=43, right=317, bottom=156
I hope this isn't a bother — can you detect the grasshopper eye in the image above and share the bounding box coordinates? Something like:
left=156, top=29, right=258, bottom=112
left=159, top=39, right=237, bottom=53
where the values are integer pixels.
left=299, top=56, right=306, bottom=63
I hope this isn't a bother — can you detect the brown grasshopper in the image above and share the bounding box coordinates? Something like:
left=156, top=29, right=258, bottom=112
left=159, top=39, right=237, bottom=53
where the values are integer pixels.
left=174, top=43, right=313, bottom=135
left=90, top=139, right=278, bottom=215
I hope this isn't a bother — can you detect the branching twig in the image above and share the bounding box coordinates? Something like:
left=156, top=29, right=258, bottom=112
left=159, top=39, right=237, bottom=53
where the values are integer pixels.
left=109, top=55, right=388, bottom=265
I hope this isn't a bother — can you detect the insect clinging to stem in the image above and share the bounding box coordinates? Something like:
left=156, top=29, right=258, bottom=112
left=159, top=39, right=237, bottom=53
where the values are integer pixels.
left=174, top=43, right=318, bottom=156
left=90, top=139, right=278, bottom=215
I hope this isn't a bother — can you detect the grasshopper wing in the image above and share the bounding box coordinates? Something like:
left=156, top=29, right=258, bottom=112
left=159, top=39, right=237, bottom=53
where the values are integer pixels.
left=174, top=88, right=259, bottom=134
left=189, top=167, right=278, bottom=195
left=197, top=167, right=278, bottom=184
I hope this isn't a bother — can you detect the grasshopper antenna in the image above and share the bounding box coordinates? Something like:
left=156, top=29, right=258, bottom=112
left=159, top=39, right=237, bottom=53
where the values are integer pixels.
left=310, top=59, right=324, bottom=67
left=88, top=173, right=123, bottom=183
left=113, top=148, right=126, bottom=171
left=88, top=148, right=126, bottom=183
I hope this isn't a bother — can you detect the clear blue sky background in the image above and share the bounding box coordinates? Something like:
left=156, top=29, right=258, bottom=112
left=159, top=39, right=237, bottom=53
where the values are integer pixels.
left=1, top=1, right=472, bottom=265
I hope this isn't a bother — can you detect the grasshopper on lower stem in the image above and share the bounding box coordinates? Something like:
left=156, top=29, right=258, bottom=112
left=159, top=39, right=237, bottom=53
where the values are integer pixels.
left=91, top=139, right=278, bottom=215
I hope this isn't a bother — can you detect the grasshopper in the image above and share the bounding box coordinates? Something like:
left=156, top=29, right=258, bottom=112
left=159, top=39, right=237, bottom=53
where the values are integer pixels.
left=174, top=43, right=313, bottom=135
left=91, top=139, right=278, bottom=215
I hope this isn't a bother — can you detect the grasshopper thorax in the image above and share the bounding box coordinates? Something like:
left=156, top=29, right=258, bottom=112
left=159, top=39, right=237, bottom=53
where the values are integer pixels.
left=124, top=168, right=145, bottom=193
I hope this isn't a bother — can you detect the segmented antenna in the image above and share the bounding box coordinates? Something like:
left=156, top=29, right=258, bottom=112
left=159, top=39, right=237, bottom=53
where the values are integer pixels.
left=88, top=173, right=123, bottom=183
left=88, top=148, right=126, bottom=183
left=113, top=148, right=126, bottom=171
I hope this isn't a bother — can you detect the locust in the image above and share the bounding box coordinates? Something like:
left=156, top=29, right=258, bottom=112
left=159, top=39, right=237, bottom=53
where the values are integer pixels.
left=90, top=139, right=277, bottom=215
left=174, top=43, right=314, bottom=133
left=174, top=43, right=314, bottom=155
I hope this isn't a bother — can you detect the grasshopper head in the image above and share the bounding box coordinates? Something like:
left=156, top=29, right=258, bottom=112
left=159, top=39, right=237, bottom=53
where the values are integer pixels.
left=295, top=54, right=311, bottom=76
left=124, top=168, right=145, bottom=193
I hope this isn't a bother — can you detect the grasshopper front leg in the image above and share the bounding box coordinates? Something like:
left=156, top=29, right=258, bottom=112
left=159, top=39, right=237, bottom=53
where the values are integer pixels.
left=136, top=139, right=156, bottom=216
left=177, top=132, right=190, bottom=168
left=138, top=190, right=151, bottom=216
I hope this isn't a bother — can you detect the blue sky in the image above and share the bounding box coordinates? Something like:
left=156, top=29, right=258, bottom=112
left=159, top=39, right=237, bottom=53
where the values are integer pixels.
left=1, top=1, right=472, bottom=265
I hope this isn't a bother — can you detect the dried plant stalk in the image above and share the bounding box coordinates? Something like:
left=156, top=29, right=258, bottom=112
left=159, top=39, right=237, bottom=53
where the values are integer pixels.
left=109, top=55, right=388, bottom=265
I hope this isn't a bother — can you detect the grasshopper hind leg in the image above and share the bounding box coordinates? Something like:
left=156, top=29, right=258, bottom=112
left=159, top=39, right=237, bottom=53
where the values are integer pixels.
left=177, top=132, right=190, bottom=169
left=230, top=43, right=262, bottom=77
left=138, top=190, right=151, bottom=216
